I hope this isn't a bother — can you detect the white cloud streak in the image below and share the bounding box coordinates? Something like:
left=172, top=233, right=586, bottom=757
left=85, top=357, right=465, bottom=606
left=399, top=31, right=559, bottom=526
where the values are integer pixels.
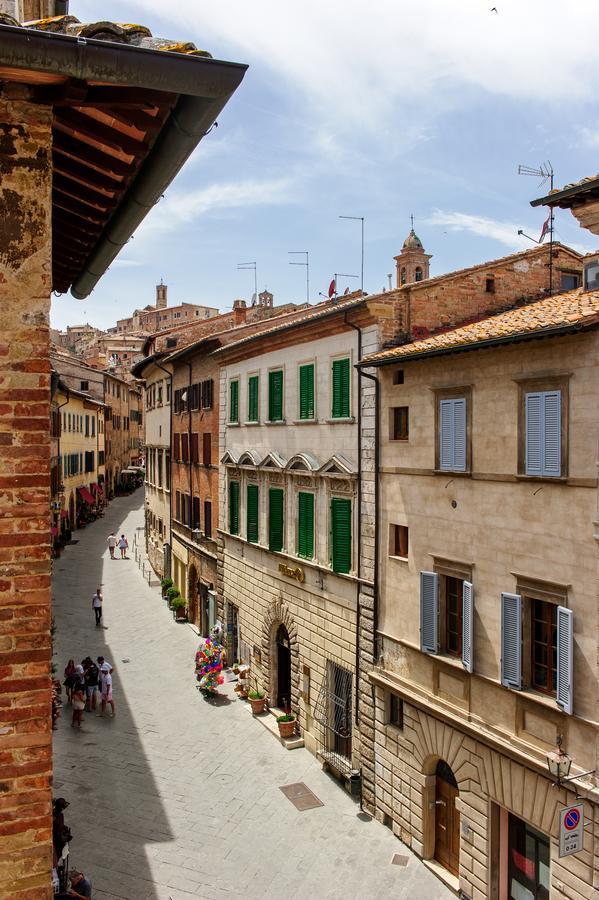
left=427, top=210, right=533, bottom=250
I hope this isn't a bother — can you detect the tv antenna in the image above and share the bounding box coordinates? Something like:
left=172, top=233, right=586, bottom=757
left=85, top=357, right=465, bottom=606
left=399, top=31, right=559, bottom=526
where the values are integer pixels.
left=237, top=261, right=257, bottom=302
left=288, top=251, right=309, bottom=304
left=518, top=161, right=555, bottom=295
left=339, top=215, right=365, bottom=292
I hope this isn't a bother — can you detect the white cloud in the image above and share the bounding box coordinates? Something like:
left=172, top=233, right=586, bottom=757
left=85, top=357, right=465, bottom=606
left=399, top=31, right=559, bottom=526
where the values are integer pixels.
left=129, top=0, right=599, bottom=134
left=427, top=210, right=534, bottom=250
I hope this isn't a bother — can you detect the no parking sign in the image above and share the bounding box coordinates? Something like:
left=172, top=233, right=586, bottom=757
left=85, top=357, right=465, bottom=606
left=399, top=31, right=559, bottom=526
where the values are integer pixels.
left=559, top=803, right=584, bottom=857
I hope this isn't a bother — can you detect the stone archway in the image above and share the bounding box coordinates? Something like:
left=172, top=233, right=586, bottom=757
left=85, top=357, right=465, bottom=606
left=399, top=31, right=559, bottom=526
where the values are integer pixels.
left=261, top=598, right=299, bottom=712
left=187, top=564, right=199, bottom=627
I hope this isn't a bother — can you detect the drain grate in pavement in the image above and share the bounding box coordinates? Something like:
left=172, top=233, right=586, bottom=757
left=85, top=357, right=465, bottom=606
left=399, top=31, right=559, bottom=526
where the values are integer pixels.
left=391, top=854, right=409, bottom=867
left=279, top=782, right=324, bottom=811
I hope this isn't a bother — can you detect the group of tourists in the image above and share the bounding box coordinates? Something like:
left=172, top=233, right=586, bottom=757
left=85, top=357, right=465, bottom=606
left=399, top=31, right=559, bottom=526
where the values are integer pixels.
left=106, top=531, right=129, bottom=559
left=63, top=655, right=115, bottom=726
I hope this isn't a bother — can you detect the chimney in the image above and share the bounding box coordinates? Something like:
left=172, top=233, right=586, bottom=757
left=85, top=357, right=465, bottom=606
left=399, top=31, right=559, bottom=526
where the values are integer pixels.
left=156, top=280, right=168, bottom=309
left=233, top=299, right=247, bottom=326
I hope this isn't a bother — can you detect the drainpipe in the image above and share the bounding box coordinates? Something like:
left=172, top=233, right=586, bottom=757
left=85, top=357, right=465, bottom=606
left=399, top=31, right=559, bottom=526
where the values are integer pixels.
left=154, top=358, right=173, bottom=577
left=187, top=362, right=194, bottom=533
left=345, top=313, right=362, bottom=725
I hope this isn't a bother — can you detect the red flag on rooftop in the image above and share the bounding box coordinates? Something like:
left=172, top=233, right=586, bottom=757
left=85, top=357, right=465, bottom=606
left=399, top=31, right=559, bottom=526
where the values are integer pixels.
left=328, top=278, right=336, bottom=298
left=539, top=214, right=551, bottom=243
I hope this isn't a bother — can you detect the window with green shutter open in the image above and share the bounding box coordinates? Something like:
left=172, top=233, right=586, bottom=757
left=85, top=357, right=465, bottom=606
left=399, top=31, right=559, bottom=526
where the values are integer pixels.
left=229, top=379, right=239, bottom=423
left=299, top=363, right=315, bottom=420
left=229, top=481, right=239, bottom=535
left=331, top=358, right=350, bottom=418
left=298, top=492, right=314, bottom=559
left=247, top=484, right=259, bottom=543
left=247, top=375, right=259, bottom=422
left=269, top=488, right=284, bottom=552
left=331, top=497, right=351, bottom=573
left=268, top=369, right=284, bottom=421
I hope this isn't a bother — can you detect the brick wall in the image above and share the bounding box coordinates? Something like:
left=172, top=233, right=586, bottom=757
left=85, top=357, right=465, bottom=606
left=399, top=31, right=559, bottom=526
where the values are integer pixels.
left=0, top=92, right=53, bottom=898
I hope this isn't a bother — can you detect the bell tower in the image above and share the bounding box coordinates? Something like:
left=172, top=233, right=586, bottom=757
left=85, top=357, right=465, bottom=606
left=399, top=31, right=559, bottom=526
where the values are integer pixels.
left=394, top=217, right=432, bottom=288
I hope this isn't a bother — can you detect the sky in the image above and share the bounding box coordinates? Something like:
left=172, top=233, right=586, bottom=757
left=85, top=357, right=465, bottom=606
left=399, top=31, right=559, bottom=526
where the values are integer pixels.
left=51, top=0, right=599, bottom=330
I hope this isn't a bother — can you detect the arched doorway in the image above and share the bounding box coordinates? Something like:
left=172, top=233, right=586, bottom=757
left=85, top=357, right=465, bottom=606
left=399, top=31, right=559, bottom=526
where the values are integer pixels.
left=188, top=565, right=198, bottom=627
left=434, top=760, right=460, bottom=876
left=275, top=623, right=291, bottom=712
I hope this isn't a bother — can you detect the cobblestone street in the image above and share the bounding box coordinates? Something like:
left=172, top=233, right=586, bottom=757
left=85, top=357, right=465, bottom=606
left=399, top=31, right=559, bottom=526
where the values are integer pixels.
left=52, top=492, right=451, bottom=900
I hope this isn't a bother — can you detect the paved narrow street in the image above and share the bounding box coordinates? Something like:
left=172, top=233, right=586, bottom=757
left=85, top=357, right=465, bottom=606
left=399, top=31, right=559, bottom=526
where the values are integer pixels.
left=52, top=493, right=451, bottom=900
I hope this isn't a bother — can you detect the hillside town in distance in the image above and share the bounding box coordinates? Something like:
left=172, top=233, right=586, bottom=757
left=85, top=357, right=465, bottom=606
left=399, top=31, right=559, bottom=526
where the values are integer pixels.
left=3, top=2, right=599, bottom=900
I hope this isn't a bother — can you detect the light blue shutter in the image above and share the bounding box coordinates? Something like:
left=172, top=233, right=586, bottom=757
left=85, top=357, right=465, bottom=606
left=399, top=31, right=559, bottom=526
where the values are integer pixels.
left=501, top=592, right=522, bottom=688
left=525, top=392, right=543, bottom=475
left=462, top=580, right=474, bottom=673
left=543, top=391, right=561, bottom=476
left=439, top=398, right=466, bottom=471
left=420, top=571, right=438, bottom=654
left=453, top=399, right=467, bottom=471
left=556, top=605, right=573, bottom=715
left=439, top=400, right=453, bottom=470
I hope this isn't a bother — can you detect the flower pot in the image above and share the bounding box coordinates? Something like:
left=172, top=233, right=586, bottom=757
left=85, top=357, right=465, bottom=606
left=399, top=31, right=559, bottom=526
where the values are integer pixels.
left=174, top=607, right=187, bottom=621
left=249, top=696, right=266, bottom=715
left=277, top=719, right=296, bottom=739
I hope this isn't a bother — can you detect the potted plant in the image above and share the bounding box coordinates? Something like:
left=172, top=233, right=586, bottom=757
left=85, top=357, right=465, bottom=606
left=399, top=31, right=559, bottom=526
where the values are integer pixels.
left=277, top=713, right=296, bottom=739
left=161, top=577, right=173, bottom=598
left=170, top=595, right=187, bottom=621
left=248, top=689, right=266, bottom=715
left=166, top=585, right=180, bottom=604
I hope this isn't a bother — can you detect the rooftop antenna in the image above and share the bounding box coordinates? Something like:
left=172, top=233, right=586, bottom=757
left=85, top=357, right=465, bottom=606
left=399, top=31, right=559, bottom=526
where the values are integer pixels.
left=334, top=272, right=359, bottom=300
left=288, top=251, right=310, bottom=303
left=339, top=215, right=365, bottom=292
left=237, top=261, right=257, bottom=302
left=518, top=161, right=554, bottom=295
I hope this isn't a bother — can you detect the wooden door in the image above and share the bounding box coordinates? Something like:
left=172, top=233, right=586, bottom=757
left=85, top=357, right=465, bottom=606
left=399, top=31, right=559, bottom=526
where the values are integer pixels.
left=435, top=775, right=460, bottom=876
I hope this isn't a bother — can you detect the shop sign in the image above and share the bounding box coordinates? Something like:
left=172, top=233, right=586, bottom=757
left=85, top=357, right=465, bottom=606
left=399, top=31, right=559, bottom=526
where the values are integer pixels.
left=559, top=803, right=584, bottom=857
left=278, top=562, right=305, bottom=584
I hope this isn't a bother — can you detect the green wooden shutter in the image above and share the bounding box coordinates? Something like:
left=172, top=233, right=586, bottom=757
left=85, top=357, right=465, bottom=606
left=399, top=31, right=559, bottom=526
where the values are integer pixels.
left=268, top=370, right=283, bottom=421
left=246, top=484, right=259, bottom=543
left=332, top=358, right=350, bottom=418
left=248, top=375, right=259, bottom=422
left=299, top=364, right=315, bottom=420
left=298, top=492, right=314, bottom=559
left=331, top=497, right=351, bottom=573
left=229, top=380, right=239, bottom=423
left=269, top=488, right=284, bottom=552
left=229, top=481, right=239, bottom=535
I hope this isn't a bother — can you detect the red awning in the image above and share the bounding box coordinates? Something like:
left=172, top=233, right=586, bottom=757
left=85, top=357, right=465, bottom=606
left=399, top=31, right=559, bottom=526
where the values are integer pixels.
left=77, top=486, right=95, bottom=505
left=60, top=509, right=69, bottom=519
left=91, top=482, right=104, bottom=495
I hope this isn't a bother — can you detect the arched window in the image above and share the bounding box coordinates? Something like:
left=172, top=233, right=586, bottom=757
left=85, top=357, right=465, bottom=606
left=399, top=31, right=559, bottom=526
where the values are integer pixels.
left=400, top=267, right=407, bottom=285
left=415, top=266, right=423, bottom=282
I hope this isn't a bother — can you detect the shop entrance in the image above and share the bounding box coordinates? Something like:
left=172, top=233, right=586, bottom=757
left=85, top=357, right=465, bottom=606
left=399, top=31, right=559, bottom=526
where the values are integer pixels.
left=507, top=813, right=549, bottom=900
left=434, top=760, right=460, bottom=877
left=188, top=565, right=198, bottom=627
left=276, top=623, right=291, bottom=711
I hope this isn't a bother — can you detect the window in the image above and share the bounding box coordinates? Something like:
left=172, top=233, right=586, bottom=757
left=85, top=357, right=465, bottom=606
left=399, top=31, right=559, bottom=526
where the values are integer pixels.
left=200, top=379, right=213, bottom=409
left=80, top=380, right=89, bottom=391
left=247, top=375, right=259, bottom=422
left=415, top=266, right=423, bottom=282
left=165, top=452, right=170, bottom=490
left=175, top=491, right=181, bottom=521
left=400, top=267, right=407, bottom=285
left=268, top=369, right=284, bottom=421
left=331, top=358, right=350, bottom=418
left=229, top=379, right=239, bottom=423
left=268, top=488, right=284, bottom=552
left=173, top=434, right=181, bottom=462
left=190, top=383, right=200, bottom=411
left=485, top=276, right=495, bottom=293
left=393, top=369, right=404, bottom=385
left=508, top=814, right=550, bottom=900
left=388, top=693, right=404, bottom=729
left=204, top=500, right=212, bottom=539
left=298, top=492, right=314, bottom=560
left=203, top=433, right=211, bottom=466
left=420, top=567, right=474, bottom=672
left=330, top=497, right=351, bottom=574
left=91, top=417, right=95, bottom=437
left=531, top=599, right=557, bottom=694
left=560, top=272, right=580, bottom=291
left=181, top=434, right=189, bottom=463
left=389, top=524, right=408, bottom=559
left=157, top=450, right=163, bottom=488
left=299, top=363, right=315, bottom=420
left=229, top=481, right=240, bottom=535
left=191, top=433, right=199, bottom=465
left=437, top=393, right=469, bottom=472
left=524, top=391, right=561, bottom=477
left=166, top=382, right=172, bottom=403
left=246, top=484, right=259, bottom=543
left=390, top=406, right=409, bottom=441
left=192, top=497, right=200, bottom=530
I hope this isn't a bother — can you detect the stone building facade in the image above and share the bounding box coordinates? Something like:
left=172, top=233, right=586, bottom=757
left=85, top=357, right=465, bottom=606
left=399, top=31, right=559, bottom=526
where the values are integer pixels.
left=357, top=288, right=599, bottom=899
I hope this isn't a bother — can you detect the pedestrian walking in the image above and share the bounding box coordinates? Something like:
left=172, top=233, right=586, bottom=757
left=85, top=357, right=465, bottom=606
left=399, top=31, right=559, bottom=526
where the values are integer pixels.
left=98, top=666, right=115, bottom=718
left=96, top=655, right=113, bottom=674
left=82, top=657, right=99, bottom=711
left=63, top=659, right=76, bottom=703
left=71, top=670, right=85, bottom=728
left=107, top=532, right=117, bottom=559
left=66, top=870, right=92, bottom=899
left=117, top=533, right=129, bottom=559
left=91, top=587, right=103, bottom=626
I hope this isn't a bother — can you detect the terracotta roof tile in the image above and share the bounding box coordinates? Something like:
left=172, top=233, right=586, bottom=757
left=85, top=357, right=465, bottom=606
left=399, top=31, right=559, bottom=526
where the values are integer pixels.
left=363, top=287, right=599, bottom=365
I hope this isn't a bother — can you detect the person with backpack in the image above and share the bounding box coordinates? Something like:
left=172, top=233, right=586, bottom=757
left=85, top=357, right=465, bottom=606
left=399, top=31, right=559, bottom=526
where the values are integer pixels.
left=82, top=658, right=99, bottom=712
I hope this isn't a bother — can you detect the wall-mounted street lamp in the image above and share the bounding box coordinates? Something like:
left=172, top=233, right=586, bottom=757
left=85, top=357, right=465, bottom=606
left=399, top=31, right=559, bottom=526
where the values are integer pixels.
left=546, top=734, right=596, bottom=788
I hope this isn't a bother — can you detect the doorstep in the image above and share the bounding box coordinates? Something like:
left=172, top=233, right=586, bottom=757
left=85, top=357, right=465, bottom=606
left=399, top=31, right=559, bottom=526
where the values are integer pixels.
left=244, top=703, right=304, bottom=750
left=422, top=858, right=459, bottom=895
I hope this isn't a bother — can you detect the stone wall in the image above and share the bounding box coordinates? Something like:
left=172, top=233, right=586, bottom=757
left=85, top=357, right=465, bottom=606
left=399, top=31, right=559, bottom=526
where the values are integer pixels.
left=0, top=92, right=53, bottom=898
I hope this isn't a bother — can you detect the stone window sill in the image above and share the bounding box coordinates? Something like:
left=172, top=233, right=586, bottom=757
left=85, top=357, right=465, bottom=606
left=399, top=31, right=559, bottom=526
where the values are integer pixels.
left=326, top=417, right=355, bottom=424
left=433, top=469, right=471, bottom=477
left=227, top=421, right=240, bottom=427
left=265, top=419, right=286, bottom=426
left=244, top=420, right=260, bottom=426
left=389, top=554, right=408, bottom=564
left=515, top=474, right=567, bottom=483
left=292, top=418, right=317, bottom=425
